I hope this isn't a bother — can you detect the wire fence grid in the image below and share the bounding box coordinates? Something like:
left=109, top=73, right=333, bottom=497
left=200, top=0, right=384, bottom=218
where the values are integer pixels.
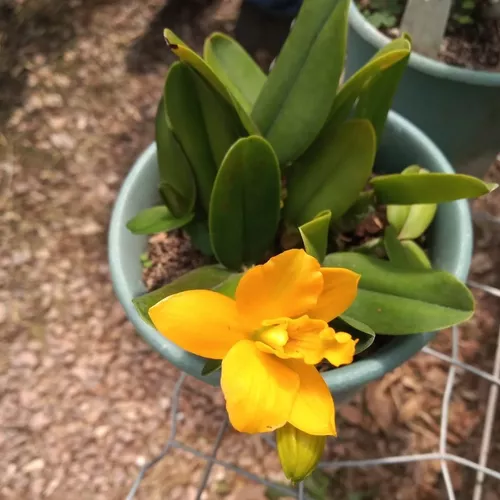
left=126, top=212, right=500, bottom=500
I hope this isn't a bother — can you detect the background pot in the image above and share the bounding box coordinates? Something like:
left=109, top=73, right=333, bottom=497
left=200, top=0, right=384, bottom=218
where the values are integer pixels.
left=109, top=111, right=473, bottom=403
left=346, top=3, right=500, bottom=178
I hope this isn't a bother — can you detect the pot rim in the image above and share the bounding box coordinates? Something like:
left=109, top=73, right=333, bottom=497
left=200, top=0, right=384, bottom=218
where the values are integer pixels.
left=349, top=3, right=500, bottom=87
left=108, top=111, right=473, bottom=394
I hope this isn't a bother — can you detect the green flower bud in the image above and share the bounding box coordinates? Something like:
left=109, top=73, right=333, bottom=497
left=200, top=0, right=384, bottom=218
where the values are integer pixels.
left=276, top=423, right=326, bottom=483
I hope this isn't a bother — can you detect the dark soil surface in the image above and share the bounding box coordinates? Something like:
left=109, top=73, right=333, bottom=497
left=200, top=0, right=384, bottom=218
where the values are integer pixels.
left=357, top=0, right=500, bottom=71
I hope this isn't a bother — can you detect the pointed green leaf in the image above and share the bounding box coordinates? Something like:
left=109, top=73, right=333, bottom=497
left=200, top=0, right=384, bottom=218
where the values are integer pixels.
left=192, top=68, right=247, bottom=169
left=327, top=35, right=411, bottom=128
left=132, top=265, right=233, bottom=326
left=201, top=359, right=222, bottom=376
left=184, top=219, right=214, bottom=256
left=209, top=136, right=281, bottom=270
left=164, top=29, right=259, bottom=134
left=285, top=120, right=376, bottom=225
left=349, top=237, right=384, bottom=255
left=165, top=62, right=217, bottom=212
left=371, top=172, right=497, bottom=204
left=323, top=252, right=474, bottom=334
left=384, top=226, right=431, bottom=269
left=156, top=97, right=196, bottom=217
left=204, top=32, right=266, bottom=114
left=251, top=0, right=350, bottom=164
left=339, top=315, right=375, bottom=335
left=332, top=316, right=375, bottom=355
left=354, top=39, right=410, bottom=144
left=165, top=63, right=247, bottom=211
left=298, top=210, right=332, bottom=263
left=213, top=273, right=243, bottom=298
left=401, top=240, right=432, bottom=268
left=126, top=206, right=194, bottom=235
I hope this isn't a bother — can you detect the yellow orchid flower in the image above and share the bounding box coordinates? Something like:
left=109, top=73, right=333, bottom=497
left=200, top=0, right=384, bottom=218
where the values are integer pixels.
left=149, top=249, right=360, bottom=436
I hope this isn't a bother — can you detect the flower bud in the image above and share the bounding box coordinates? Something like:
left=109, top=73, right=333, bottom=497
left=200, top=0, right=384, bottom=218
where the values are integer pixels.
left=276, top=423, right=326, bottom=483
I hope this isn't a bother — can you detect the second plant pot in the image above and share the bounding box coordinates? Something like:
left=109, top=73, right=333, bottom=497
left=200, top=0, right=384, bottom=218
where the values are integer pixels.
left=108, top=111, right=473, bottom=404
left=345, top=3, right=500, bottom=177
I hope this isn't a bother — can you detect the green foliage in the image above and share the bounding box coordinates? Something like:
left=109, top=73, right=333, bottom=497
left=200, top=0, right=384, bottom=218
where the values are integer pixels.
left=285, top=120, right=376, bottom=226
left=353, top=34, right=411, bottom=145
left=251, top=0, right=350, bottom=165
left=209, top=136, right=281, bottom=271
left=204, top=32, right=266, bottom=114
left=327, top=35, right=411, bottom=129
left=383, top=226, right=431, bottom=269
left=361, top=0, right=405, bottom=28
left=156, top=97, right=196, bottom=218
left=126, top=206, right=194, bottom=235
left=126, top=0, right=492, bottom=345
left=451, top=0, right=477, bottom=25
left=324, top=253, right=474, bottom=334
left=132, top=266, right=234, bottom=326
left=371, top=172, right=497, bottom=204
left=201, top=359, right=222, bottom=376
left=299, top=210, right=332, bottom=263
left=165, top=62, right=245, bottom=212
left=386, top=165, right=437, bottom=240
left=333, top=316, right=376, bottom=354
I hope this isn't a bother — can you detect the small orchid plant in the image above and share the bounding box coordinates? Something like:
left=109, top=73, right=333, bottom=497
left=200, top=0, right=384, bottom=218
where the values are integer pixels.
left=126, top=0, right=496, bottom=483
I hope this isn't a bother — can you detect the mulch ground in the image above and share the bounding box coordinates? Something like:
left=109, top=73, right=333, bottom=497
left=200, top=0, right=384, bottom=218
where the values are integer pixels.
left=1, top=1, right=500, bottom=499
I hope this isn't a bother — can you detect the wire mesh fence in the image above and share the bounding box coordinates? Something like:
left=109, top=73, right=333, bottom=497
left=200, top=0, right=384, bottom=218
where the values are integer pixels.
left=126, top=215, right=500, bottom=500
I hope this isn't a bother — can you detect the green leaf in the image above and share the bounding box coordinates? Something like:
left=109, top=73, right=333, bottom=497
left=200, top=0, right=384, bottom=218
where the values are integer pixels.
left=192, top=67, right=247, bottom=169
left=204, top=32, right=266, bottom=114
left=164, top=29, right=259, bottom=135
left=384, top=226, right=431, bottom=269
left=285, top=120, right=376, bottom=226
left=165, top=63, right=247, bottom=211
left=386, top=166, right=437, bottom=239
left=251, top=0, right=350, bottom=165
left=339, top=315, right=375, bottom=335
left=132, top=265, right=233, bottom=326
left=209, top=136, right=281, bottom=270
left=165, top=62, right=218, bottom=212
left=126, top=206, right=194, bottom=235
left=366, top=12, right=397, bottom=28
left=323, top=252, right=474, bottom=334
left=303, top=470, right=332, bottom=499
left=401, top=240, right=432, bottom=268
left=184, top=219, right=214, bottom=256
left=327, top=36, right=411, bottom=128
left=354, top=38, right=410, bottom=144
left=371, top=172, right=498, bottom=204
left=349, top=237, right=383, bottom=255
left=213, top=273, right=243, bottom=298
left=156, top=97, right=196, bottom=217
left=298, top=210, right=332, bottom=263
left=333, top=315, right=375, bottom=354
left=201, top=359, right=222, bottom=376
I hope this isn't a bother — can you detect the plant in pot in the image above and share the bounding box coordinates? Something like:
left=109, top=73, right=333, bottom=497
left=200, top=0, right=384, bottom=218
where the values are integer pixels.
left=109, top=0, right=496, bottom=483
left=346, top=0, right=500, bottom=177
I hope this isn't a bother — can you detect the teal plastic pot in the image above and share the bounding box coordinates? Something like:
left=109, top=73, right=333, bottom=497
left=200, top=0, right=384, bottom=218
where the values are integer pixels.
left=108, top=111, right=472, bottom=402
left=346, top=3, right=500, bottom=177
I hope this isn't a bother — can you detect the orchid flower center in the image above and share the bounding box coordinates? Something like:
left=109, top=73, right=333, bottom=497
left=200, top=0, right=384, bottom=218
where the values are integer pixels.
left=252, top=315, right=333, bottom=365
